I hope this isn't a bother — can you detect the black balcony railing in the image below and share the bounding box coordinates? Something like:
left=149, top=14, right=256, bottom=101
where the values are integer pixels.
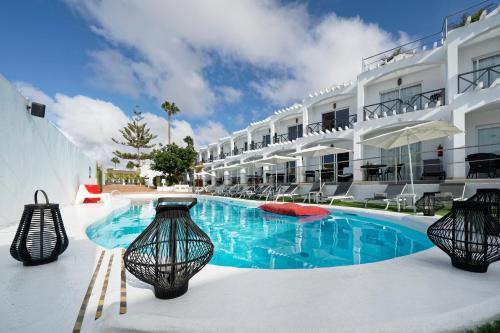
left=307, top=114, right=357, bottom=134
left=458, top=64, right=500, bottom=93
left=363, top=88, right=445, bottom=120
left=233, top=147, right=244, bottom=156
left=219, top=152, right=230, bottom=160
left=273, top=133, right=289, bottom=144
left=250, top=141, right=265, bottom=150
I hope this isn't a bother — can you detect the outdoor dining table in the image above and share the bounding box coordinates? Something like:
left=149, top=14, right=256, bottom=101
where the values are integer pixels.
left=361, top=164, right=386, bottom=181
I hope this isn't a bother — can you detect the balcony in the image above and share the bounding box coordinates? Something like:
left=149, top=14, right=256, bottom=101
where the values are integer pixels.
left=232, top=147, right=244, bottom=156
left=363, top=88, right=445, bottom=121
left=307, top=115, right=357, bottom=134
left=250, top=141, right=266, bottom=150
left=273, top=133, right=289, bottom=144
left=458, top=64, right=500, bottom=93
left=219, top=152, right=230, bottom=160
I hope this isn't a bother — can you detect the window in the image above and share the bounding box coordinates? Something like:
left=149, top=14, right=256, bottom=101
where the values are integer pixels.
left=380, top=84, right=422, bottom=112
left=288, top=124, right=303, bottom=140
left=322, top=154, right=335, bottom=169
left=335, top=109, right=350, bottom=129
left=322, top=112, right=335, bottom=131
left=474, top=53, right=500, bottom=88
left=478, top=126, right=500, bottom=155
left=380, top=142, right=421, bottom=180
left=263, top=134, right=271, bottom=147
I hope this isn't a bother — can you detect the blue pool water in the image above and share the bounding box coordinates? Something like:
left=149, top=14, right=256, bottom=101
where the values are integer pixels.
left=86, top=198, right=433, bottom=269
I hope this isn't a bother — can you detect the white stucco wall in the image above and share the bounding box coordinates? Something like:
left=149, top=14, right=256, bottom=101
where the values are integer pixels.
left=0, top=75, right=95, bottom=227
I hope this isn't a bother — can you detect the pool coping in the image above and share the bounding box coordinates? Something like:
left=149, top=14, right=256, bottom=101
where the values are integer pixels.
left=2, top=194, right=500, bottom=333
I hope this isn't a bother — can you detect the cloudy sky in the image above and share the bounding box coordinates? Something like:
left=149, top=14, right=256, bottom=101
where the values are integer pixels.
left=0, top=0, right=473, bottom=164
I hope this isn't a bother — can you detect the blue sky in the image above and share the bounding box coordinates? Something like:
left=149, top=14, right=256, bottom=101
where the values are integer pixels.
left=0, top=0, right=477, bottom=162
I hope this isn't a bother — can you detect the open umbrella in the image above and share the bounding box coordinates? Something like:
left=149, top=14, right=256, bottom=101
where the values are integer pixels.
left=358, top=120, right=462, bottom=205
left=255, top=155, right=298, bottom=189
left=289, top=144, right=351, bottom=188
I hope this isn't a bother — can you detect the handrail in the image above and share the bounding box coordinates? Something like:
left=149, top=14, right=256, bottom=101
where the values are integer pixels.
left=362, top=0, right=498, bottom=71
left=458, top=63, right=500, bottom=93
left=307, top=114, right=357, bottom=134
left=363, top=88, right=445, bottom=120
left=273, top=133, right=289, bottom=143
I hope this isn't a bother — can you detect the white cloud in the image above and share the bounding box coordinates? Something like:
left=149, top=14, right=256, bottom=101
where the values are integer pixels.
left=217, top=86, right=243, bottom=104
left=15, top=83, right=223, bottom=165
left=66, top=0, right=406, bottom=114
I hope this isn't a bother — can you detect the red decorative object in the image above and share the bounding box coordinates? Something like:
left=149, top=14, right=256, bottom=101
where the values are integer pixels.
left=83, top=184, right=101, bottom=203
left=259, top=203, right=329, bottom=216
left=437, top=144, right=444, bottom=157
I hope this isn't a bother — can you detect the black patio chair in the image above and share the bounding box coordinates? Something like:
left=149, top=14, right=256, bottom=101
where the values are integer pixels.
left=421, top=159, right=446, bottom=180
left=466, top=153, right=498, bottom=178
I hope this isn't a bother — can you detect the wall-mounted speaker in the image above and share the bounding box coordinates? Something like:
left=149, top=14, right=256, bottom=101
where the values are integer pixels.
left=30, top=102, right=46, bottom=118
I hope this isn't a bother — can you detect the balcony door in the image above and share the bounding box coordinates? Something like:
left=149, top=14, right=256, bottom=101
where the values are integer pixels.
left=335, top=108, right=350, bottom=129
left=288, top=124, right=303, bottom=140
left=381, top=142, right=421, bottom=181
left=322, top=112, right=335, bottom=131
left=263, top=134, right=271, bottom=147
left=478, top=126, right=500, bottom=155
left=380, top=84, right=421, bottom=113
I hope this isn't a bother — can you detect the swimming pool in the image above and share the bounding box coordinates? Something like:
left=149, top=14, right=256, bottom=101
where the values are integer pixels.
left=86, top=198, right=433, bottom=269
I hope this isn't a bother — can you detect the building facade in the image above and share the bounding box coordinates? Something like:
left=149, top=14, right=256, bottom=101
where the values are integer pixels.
left=197, top=5, right=500, bottom=187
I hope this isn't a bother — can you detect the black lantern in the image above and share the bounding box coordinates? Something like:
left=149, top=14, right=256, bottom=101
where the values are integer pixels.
left=124, top=198, right=214, bottom=299
left=10, top=190, right=69, bottom=265
left=416, top=192, right=444, bottom=216
left=427, top=201, right=500, bottom=272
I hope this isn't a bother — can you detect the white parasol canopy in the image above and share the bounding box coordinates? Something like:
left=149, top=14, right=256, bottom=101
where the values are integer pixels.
left=255, top=155, right=298, bottom=188
left=358, top=120, right=462, bottom=204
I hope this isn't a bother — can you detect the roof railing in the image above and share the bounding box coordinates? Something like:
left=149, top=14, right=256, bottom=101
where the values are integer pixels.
left=362, top=0, right=498, bottom=72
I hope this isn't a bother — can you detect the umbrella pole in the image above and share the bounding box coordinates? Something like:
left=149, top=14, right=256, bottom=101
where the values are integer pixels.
left=407, top=137, right=415, bottom=209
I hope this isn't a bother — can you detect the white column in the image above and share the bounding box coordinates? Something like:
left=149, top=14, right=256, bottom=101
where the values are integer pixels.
left=353, top=130, right=364, bottom=181
left=230, top=138, right=235, bottom=155
left=247, top=130, right=252, bottom=150
left=270, top=121, right=276, bottom=143
left=216, top=144, right=221, bottom=160
left=296, top=146, right=304, bottom=183
left=450, top=110, right=466, bottom=179
left=302, top=107, right=309, bottom=134
left=211, top=168, right=216, bottom=185
left=224, top=170, right=231, bottom=185
left=207, top=148, right=211, bottom=161
left=357, top=78, right=366, bottom=121
left=240, top=167, right=247, bottom=184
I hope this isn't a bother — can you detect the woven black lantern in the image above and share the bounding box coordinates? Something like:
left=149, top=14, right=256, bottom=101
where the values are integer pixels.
left=427, top=201, right=500, bottom=272
left=124, top=198, right=214, bottom=299
left=10, top=190, right=69, bottom=266
left=467, top=188, right=500, bottom=223
left=416, top=192, right=444, bottom=216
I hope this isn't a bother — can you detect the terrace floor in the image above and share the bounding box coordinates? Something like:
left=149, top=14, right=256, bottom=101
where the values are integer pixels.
left=1, top=195, right=500, bottom=333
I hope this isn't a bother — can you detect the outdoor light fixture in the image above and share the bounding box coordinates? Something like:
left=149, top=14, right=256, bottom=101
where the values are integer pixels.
left=333, top=103, right=337, bottom=109
left=397, top=77, right=402, bottom=86
left=27, top=102, right=46, bottom=118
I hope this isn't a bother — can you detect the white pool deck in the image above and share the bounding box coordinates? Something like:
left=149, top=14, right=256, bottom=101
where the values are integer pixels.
left=1, top=194, right=500, bottom=333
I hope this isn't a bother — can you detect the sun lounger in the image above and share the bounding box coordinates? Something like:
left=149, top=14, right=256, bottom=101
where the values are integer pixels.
left=302, top=181, right=324, bottom=203
left=75, top=184, right=111, bottom=204
left=364, top=183, right=407, bottom=211
left=328, top=181, right=354, bottom=204
left=274, top=184, right=299, bottom=202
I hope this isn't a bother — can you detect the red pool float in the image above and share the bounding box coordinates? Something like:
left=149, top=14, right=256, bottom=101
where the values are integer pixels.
left=259, top=203, right=329, bottom=216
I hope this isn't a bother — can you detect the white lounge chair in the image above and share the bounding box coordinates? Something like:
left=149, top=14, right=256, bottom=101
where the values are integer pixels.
left=75, top=184, right=111, bottom=204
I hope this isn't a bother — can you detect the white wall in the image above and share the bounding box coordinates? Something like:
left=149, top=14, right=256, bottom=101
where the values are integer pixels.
left=0, top=75, right=95, bottom=227
left=458, top=35, right=500, bottom=74
left=308, top=96, right=356, bottom=124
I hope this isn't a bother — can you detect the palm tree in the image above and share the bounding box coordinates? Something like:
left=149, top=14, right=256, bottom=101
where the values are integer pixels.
left=111, top=157, right=120, bottom=169
left=161, top=101, right=181, bottom=144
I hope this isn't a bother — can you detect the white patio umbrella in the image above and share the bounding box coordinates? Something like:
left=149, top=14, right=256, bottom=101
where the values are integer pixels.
left=238, top=160, right=275, bottom=187
left=256, top=155, right=298, bottom=189
left=289, top=144, right=351, bottom=187
left=358, top=120, right=462, bottom=204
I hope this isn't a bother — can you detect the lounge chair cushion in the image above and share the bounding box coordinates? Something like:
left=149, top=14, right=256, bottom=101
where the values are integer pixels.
left=374, top=192, right=387, bottom=199
left=259, top=203, right=329, bottom=216
left=84, top=184, right=101, bottom=203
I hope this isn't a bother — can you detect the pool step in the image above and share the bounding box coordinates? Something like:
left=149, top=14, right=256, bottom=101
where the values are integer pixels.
left=73, top=248, right=128, bottom=333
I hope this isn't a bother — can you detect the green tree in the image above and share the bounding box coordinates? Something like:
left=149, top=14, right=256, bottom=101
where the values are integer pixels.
left=160, top=101, right=180, bottom=145
left=126, top=161, right=136, bottom=170
left=150, top=136, right=197, bottom=185
left=111, top=157, right=120, bottom=169
left=112, top=111, right=157, bottom=167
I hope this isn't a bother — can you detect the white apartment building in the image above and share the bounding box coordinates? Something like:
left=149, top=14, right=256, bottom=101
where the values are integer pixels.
left=197, top=4, right=500, bottom=189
